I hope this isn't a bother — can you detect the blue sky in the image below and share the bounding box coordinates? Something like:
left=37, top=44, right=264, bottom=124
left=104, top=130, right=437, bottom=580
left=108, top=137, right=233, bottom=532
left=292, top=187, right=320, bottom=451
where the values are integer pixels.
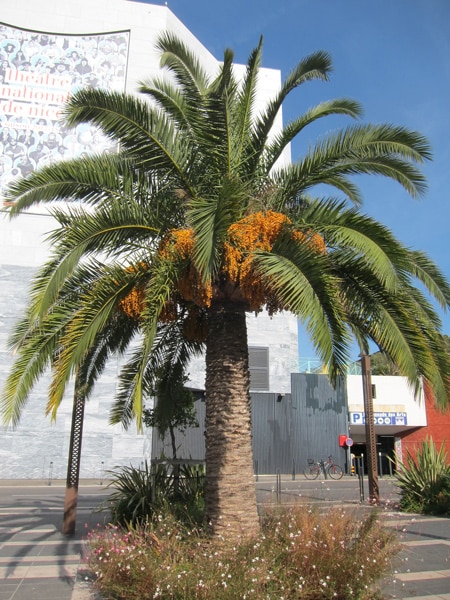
left=143, top=0, right=450, bottom=360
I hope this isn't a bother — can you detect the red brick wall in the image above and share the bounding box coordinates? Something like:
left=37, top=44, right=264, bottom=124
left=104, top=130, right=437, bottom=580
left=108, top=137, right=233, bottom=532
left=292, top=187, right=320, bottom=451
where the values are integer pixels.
left=399, top=382, right=450, bottom=460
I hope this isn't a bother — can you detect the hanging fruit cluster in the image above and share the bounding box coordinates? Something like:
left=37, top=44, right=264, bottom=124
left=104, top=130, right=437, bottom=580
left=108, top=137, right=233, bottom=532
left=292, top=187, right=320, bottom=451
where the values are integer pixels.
left=118, top=287, right=145, bottom=319
left=119, top=211, right=326, bottom=320
left=158, top=210, right=326, bottom=314
left=222, top=211, right=284, bottom=311
left=159, top=229, right=213, bottom=308
left=117, top=263, right=149, bottom=319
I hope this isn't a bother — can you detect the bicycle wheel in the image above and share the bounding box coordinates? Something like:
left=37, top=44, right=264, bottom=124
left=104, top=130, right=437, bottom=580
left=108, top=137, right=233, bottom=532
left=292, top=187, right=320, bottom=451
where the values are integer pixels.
left=304, top=464, right=320, bottom=480
left=328, top=464, right=343, bottom=480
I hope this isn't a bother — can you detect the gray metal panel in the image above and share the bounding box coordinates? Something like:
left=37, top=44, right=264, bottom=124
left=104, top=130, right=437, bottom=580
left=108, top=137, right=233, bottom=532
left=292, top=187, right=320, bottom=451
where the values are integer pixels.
left=251, top=393, right=293, bottom=475
left=151, top=374, right=349, bottom=475
left=151, top=399, right=206, bottom=460
left=290, top=373, right=348, bottom=472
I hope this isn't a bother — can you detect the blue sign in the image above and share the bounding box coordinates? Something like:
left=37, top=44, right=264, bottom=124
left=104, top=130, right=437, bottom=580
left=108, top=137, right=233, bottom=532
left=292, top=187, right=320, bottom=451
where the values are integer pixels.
left=350, top=412, right=407, bottom=426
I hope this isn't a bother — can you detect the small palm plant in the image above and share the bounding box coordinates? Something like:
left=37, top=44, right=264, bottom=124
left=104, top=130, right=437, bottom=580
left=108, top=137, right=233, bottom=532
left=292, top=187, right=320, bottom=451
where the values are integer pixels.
left=394, top=437, right=450, bottom=514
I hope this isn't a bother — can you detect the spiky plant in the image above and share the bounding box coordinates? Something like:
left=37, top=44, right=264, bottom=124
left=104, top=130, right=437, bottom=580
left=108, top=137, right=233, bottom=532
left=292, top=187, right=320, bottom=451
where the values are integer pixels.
left=394, top=438, right=450, bottom=514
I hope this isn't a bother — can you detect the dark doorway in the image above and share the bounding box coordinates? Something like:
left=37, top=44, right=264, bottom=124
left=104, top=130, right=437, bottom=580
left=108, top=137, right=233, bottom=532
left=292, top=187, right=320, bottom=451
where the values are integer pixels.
left=351, top=437, right=394, bottom=476
left=351, top=443, right=367, bottom=474
left=377, top=436, right=395, bottom=476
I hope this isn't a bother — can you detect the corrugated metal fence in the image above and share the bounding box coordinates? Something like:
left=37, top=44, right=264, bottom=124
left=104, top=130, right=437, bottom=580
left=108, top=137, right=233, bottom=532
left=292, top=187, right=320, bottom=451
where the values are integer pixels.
left=152, top=374, right=349, bottom=475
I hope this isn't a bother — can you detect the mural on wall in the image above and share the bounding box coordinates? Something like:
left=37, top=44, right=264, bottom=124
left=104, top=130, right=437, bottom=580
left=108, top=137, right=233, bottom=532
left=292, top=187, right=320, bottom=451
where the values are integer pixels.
left=0, top=22, right=130, bottom=195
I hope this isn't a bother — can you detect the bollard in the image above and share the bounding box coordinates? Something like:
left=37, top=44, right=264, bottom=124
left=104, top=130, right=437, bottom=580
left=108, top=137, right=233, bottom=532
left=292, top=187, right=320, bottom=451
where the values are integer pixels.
left=151, top=465, right=156, bottom=503
left=254, top=459, right=259, bottom=482
left=48, top=461, right=53, bottom=486
left=276, top=469, right=281, bottom=504
left=100, top=461, right=104, bottom=485
left=378, top=452, right=383, bottom=478
left=357, top=456, right=365, bottom=502
left=292, top=459, right=296, bottom=481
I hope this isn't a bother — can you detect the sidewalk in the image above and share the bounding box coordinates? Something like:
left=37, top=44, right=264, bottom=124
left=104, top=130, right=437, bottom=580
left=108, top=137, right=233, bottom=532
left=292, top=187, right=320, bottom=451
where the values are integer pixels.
left=0, top=480, right=108, bottom=600
left=381, top=512, right=450, bottom=599
left=1, top=478, right=450, bottom=599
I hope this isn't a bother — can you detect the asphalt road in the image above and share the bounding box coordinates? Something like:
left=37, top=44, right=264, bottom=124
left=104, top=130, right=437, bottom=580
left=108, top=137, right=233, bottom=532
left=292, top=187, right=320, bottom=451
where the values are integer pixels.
left=0, top=473, right=401, bottom=520
left=255, top=472, right=401, bottom=507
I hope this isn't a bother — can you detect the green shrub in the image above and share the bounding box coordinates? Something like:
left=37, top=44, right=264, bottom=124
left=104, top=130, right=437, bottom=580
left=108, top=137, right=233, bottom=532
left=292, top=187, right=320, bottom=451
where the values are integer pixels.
left=105, top=461, right=205, bottom=526
left=106, top=460, right=157, bottom=525
left=394, top=437, right=450, bottom=515
left=86, top=504, right=398, bottom=599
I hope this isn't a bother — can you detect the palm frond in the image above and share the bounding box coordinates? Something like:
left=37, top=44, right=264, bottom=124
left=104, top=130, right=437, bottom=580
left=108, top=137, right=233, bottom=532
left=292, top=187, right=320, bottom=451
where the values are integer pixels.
left=45, top=264, right=135, bottom=418
left=187, top=176, right=248, bottom=279
left=156, top=31, right=210, bottom=97
left=407, top=250, right=450, bottom=309
left=230, top=37, right=262, bottom=170
left=248, top=50, right=334, bottom=174
left=272, top=124, right=430, bottom=207
left=5, top=152, right=129, bottom=213
left=111, top=318, right=203, bottom=427
left=63, top=88, right=196, bottom=194
left=266, top=98, right=362, bottom=169
left=1, top=308, right=67, bottom=426
left=112, top=257, right=181, bottom=427
left=303, top=199, right=410, bottom=290
left=79, top=311, right=140, bottom=400
left=252, top=241, right=350, bottom=379
left=139, top=77, right=191, bottom=133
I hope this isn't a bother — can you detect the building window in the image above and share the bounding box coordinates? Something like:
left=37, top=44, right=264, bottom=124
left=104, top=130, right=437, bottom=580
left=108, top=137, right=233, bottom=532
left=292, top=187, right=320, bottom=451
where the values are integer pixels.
left=249, top=346, right=269, bottom=390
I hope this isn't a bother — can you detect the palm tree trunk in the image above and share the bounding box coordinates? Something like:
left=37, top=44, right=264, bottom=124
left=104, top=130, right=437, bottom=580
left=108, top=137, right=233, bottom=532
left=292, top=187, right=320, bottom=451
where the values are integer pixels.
left=204, top=302, right=259, bottom=540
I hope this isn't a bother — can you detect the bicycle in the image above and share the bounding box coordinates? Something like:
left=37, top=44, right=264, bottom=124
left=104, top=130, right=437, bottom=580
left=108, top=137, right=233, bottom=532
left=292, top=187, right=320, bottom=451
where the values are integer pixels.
left=303, top=455, right=344, bottom=480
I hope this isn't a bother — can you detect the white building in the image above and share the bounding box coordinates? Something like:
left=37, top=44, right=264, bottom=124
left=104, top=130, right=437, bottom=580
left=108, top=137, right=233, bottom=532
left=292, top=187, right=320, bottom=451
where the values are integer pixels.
left=347, top=374, right=427, bottom=439
left=0, top=0, right=299, bottom=479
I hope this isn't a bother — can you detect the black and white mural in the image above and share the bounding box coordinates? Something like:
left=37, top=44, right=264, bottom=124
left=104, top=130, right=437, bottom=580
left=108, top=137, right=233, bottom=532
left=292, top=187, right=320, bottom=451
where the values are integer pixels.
left=0, top=23, right=130, bottom=194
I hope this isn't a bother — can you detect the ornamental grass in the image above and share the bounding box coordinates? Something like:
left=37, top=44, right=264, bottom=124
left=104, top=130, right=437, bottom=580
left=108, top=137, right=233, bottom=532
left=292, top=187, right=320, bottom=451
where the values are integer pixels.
left=85, top=504, right=399, bottom=599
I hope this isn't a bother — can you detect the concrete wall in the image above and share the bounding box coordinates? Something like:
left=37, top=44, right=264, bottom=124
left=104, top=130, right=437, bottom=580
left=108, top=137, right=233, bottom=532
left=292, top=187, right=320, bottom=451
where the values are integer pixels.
left=0, top=0, right=298, bottom=478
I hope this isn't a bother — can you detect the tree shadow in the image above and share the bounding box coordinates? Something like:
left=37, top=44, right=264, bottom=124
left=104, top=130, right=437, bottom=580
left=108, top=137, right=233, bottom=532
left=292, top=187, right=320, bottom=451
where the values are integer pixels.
left=0, top=486, right=109, bottom=585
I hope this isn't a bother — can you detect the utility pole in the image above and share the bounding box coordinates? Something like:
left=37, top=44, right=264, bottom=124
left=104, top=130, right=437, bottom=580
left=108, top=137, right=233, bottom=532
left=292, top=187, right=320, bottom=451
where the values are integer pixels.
left=360, top=353, right=379, bottom=503
left=62, top=374, right=85, bottom=535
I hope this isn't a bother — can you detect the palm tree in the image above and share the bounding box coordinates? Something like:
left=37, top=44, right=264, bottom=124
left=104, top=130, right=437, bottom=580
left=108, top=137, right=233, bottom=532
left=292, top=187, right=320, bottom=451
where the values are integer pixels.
left=2, top=34, right=450, bottom=540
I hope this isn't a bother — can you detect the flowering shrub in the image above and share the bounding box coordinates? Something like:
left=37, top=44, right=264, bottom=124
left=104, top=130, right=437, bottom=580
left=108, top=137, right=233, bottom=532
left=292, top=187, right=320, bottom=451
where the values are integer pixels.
left=86, top=505, right=398, bottom=599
